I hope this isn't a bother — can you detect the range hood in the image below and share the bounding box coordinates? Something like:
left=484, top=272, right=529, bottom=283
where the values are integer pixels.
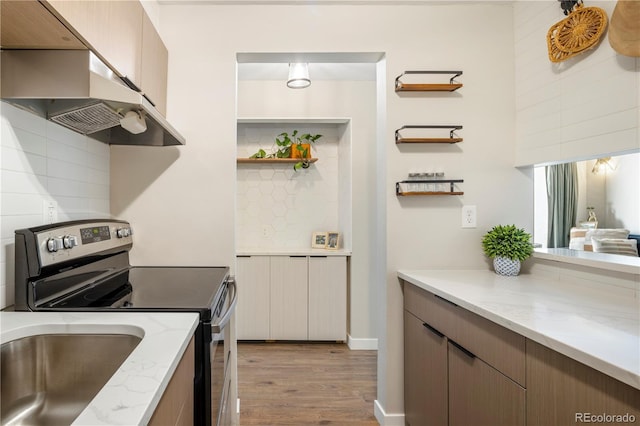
left=1, top=50, right=185, bottom=146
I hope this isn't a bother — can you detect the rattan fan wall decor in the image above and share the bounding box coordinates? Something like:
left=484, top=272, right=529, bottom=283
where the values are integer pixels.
left=547, top=3, right=608, bottom=62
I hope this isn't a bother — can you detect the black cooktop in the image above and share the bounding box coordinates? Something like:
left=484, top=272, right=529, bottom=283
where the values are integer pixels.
left=35, top=266, right=229, bottom=322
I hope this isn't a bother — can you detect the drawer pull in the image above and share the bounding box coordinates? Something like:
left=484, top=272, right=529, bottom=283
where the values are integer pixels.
left=422, top=322, right=445, bottom=338
left=450, top=340, right=476, bottom=359
left=435, top=294, right=458, bottom=307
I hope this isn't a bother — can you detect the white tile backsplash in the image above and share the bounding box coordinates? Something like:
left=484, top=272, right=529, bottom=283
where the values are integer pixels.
left=0, top=103, right=111, bottom=309
left=236, top=124, right=343, bottom=250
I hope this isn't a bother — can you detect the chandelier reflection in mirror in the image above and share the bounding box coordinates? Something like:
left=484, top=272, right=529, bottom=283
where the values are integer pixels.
left=591, top=157, right=614, bottom=174
left=287, top=63, right=311, bottom=89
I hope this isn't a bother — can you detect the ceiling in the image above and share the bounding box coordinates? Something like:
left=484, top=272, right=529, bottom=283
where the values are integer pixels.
left=237, top=62, right=377, bottom=81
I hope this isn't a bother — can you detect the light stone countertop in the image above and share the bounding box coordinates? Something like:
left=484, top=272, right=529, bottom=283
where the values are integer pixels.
left=397, top=269, right=640, bottom=390
left=0, top=311, right=199, bottom=425
left=236, top=248, right=351, bottom=256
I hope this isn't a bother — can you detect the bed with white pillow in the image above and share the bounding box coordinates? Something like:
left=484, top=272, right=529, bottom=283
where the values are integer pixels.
left=569, top=227, right=639, bottom=257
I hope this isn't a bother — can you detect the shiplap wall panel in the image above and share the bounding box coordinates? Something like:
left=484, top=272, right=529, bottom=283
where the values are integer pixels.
left=514, top=1, right=639, bottom=166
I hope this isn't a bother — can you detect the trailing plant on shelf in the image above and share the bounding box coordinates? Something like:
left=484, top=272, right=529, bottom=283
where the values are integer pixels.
left=481, top=224, right=533, bottom=276
left=248, top=130, right=323, bottom=171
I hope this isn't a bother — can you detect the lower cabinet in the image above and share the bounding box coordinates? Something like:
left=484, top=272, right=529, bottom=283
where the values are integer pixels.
left=403, top=281, right=640, bottom=426
left=236, top=255, right=347, bottom=341
left=448, top=341, right=525, bottom=426
left=149, top=336, right=195, bottom=426
left=270, top=256, right=308, bottom=340
left=526, top=339, right=640, bottom=426
left=404, top=311, right=448, bottom=426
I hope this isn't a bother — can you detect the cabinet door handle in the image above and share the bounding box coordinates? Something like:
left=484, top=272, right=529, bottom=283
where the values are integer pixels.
left=422, top=322, right=445, bottom=338
left=310, top=256, right=328, bottom=258
left=237, top=255, right=251, bottom=258
left=450, top=340, right=476, bottom=359
left=435, top=294, right=458, bottom=307
left=289, top=255, right=306, bottom=258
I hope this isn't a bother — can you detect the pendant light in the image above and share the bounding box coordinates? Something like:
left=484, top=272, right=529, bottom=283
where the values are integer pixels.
left=287, top=63, right=311, bottom=89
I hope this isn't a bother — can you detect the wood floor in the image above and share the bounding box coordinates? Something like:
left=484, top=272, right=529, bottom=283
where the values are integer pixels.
left=237, top=342, right=378, bottom=425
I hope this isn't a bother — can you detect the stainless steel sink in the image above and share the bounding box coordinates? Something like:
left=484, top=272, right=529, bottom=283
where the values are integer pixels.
left=1, top=333, right=141, bottom=425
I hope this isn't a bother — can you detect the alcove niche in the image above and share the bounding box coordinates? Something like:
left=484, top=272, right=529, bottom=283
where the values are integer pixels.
left=236, top=118, right=352, bottom=250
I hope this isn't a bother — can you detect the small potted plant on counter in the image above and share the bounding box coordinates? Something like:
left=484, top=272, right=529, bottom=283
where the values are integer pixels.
left=481, top=224, right=533, bottom=276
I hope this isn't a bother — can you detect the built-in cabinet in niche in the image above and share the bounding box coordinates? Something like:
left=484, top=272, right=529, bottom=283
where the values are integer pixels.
left=235, top=255, right=347, bottom=341
left=403, top=281, right=640, bottom=425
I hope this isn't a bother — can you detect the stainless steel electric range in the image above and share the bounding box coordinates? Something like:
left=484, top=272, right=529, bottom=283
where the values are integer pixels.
left=13, top=219, right=236, bottom=426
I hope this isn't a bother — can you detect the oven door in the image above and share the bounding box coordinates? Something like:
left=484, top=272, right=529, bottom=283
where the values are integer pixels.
left=210, top=277, right=237, bottom=426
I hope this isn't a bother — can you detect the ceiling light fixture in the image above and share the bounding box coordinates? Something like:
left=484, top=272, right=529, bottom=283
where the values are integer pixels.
left=287, top=63, right=311, bottom=89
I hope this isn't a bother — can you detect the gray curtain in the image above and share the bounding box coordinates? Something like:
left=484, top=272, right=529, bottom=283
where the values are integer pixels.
left=546, top=163, right=578, bottom=248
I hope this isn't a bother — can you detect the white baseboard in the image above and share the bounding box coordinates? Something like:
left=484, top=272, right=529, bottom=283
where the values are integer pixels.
left=347, top=334, right=378, bottom=350
left=374, top=400, right=405, bottom=426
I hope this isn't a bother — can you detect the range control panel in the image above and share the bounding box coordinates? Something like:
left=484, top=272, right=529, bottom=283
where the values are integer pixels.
left=33, top=220, right=133, bottom=267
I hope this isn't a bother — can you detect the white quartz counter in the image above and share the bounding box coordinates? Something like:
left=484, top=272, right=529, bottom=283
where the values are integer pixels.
left=237, top=248, right=351, bottom=256
left=0, top=311, right=199, bottom=425
left=397, top=269, right=640, bottom=390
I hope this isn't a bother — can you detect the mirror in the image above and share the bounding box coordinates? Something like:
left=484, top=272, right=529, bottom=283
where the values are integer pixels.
left=534, top=151, right=640, bottom=261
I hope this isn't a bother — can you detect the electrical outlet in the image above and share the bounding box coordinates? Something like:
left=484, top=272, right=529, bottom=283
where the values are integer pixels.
left=42, top=200, right=58, bottom=224
left=461, top=205, right=476, bottom=228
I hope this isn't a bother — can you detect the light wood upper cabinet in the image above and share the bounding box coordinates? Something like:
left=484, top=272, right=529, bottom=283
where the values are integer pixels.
left=0, top=0, right=85, bottom=49
left=141, top=12, right=168, bottom=116
left=44, top=0, right=143, bottom=90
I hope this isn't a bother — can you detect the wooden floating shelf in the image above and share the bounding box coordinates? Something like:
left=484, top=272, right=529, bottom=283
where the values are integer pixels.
left=396, top=137, right=463, bottom=144
left=396, top=179, right=464, bottom=196
left=397, top=191, right=465, bottom=196
left=396, top=83, right=463, bottom=92
left=237, top=158, right=318, bottom=164
left=395, top=125, right=463, bottom=144
left=395, top=71, right=463, bottom=93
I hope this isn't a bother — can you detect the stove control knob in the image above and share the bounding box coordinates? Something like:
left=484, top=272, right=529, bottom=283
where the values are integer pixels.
left=116, top=228, right=131, bottom=238
left=46, top=237, right=62, bottom=252
left=63, top=235, right=78, bottom=249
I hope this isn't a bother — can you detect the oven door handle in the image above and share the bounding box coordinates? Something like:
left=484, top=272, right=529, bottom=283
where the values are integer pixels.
left=211, top=277, right=237, bottom=334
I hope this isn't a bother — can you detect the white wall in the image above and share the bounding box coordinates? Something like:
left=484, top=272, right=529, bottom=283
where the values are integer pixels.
left=0, top=103, right=111, bottom=309
left=111, top=3, right=523, bottom=421
left=237, top=79, right=377, bottom=342
left=514, top=1, right=640, bottom=167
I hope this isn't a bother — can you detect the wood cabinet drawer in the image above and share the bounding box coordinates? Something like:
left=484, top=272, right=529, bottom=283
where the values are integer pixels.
left=451, top=305, right=526, bottom=387
left=403, top=281, right=458, bottom=339
left=403, top=281, right=526, bottom=386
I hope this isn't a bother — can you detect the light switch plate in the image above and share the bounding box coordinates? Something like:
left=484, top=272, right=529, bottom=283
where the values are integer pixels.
left=461, top=205, right=476, bottom=228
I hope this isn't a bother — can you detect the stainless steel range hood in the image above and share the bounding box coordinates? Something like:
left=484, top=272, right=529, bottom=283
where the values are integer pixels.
left=1, top=50, right=185, bottom=146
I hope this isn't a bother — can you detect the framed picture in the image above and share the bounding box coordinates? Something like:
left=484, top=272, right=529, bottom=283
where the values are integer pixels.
left=311, top=232, right=328, bottom=248
left=327, top=232, right=340, bottom=250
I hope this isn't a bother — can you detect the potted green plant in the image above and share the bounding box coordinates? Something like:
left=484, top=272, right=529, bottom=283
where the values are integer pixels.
left=248, top=130, right=323, bottom=171
left=481, top=224, right=533, bottom=276
left=277, top=130, right=322, bottom=170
